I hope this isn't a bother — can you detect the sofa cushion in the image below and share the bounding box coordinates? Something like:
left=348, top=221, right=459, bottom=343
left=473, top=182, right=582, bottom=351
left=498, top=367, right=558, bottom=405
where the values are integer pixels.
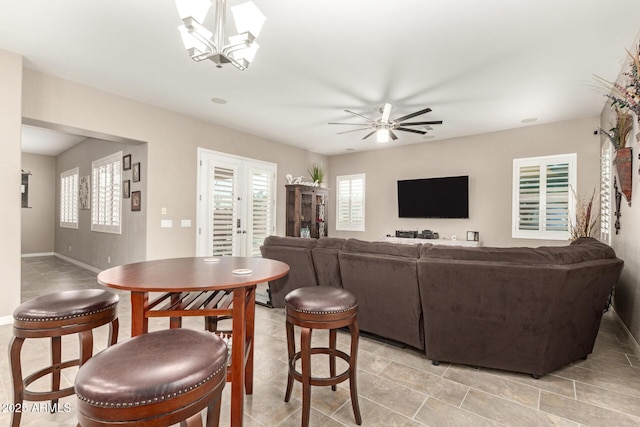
left=311, top=238, right=345, bottom=289
left=421, top=244, right=556, bottom=264
left=316, top=237, right=346, bottom=249
left=260, top=237, right=318, bottom=308
left=263, top=235, right=317, bottom=249
left=541, top=238, right=617, bottom=264
left=343, top=238, right=422, bottom=258
left=339, top=245, right=424, bottom=349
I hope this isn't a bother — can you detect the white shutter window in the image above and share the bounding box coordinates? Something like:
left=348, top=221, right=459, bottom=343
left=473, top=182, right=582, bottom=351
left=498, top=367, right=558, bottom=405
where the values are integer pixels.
left=211, top=164, right=237, bottom=256
left=512, top=153, right=576, bottom=240
left=60, top=167, right=79, bottom=229
left=600, top=142, right=612, bottom=244
left=336, top=173, right=365, bottom=231
left=249, top=168, right=275, bottom=256
left=91, top=151, right=122, bottom=234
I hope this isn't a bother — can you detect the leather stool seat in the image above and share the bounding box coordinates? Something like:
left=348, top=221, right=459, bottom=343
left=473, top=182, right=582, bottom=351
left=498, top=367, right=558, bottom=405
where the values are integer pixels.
left=284, top=286, right=357, bottom=320
left=9, top=289, right=119, bottom=427
left=75, top=328, right=228, bottom=427
left=14, top=289, right=119, bottom=331
left=284, top=286, right=362, bottom=426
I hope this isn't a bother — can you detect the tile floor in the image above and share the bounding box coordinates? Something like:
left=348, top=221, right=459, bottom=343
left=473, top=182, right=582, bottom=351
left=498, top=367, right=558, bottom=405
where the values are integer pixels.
left=2, top=256, right=640, bottom=426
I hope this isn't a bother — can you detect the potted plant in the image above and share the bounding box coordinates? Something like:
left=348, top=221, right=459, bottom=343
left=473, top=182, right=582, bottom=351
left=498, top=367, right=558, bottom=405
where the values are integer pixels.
left=569, top=187, right=598, bottom=241
left=307, top=162, right=325, bottom=187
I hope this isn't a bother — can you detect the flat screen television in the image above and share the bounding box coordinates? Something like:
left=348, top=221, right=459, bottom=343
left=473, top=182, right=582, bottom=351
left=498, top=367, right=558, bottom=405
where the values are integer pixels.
left=397, top=175, right=469, bottom=218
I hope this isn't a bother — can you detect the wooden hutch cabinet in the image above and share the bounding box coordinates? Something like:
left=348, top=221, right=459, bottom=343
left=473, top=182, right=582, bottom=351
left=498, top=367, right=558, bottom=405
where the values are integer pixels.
left=285, top=185, right=328, bottom=238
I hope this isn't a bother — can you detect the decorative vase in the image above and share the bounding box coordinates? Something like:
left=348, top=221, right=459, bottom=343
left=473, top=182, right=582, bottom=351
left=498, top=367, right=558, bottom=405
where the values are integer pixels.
left=614, top=147, right=633, bottom=206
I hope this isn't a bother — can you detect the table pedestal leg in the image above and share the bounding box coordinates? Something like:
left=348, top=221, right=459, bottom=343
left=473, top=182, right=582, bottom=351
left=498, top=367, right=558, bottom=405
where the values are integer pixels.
left=230, top=287, right=246, bottom=427
left=130, top=292, right=148, bottom=337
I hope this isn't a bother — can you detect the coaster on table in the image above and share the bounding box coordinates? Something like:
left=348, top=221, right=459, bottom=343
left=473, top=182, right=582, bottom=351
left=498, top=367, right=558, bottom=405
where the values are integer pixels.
left=203, top=257, right=221, bottom=263
left=232, top=268, right=252, bottom=275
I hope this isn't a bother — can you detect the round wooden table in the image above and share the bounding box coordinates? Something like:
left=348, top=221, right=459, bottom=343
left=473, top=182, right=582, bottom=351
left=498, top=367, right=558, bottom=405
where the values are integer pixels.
left=97, top=256, right=289, bottom=427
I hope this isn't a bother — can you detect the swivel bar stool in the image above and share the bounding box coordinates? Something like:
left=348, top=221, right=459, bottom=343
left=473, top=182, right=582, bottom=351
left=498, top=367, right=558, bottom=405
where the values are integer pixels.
left=284, top=286, right=362, bottom=426
left=9, top=289, right=119, bottom=427
left=75, top=328, right=228, bottom=427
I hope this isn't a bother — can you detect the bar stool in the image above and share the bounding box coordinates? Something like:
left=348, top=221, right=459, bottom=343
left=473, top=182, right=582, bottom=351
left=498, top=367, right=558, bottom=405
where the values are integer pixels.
left=9, top=289, right=119, bottom=427
left=284, top=286, right=362, bottom=426
left=75, top=328, right=228, bottom=427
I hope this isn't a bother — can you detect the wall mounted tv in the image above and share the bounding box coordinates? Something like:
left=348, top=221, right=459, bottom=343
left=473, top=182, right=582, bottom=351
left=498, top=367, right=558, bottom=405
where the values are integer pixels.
left=397, top=175, right=469, bottom=218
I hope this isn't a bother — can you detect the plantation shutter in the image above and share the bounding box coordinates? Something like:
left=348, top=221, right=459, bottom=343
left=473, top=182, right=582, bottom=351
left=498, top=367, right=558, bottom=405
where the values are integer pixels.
left=336, top=174, right=365, bottom=231
left=248, top=166, right=275, bottom=256
left=60, top=167, right=79, bottom=229
left=210, top=163, right=238, bottom=256
left=545, top=162, right=570, bottom=232
left=91, top=152, right=122, bottom=234
left=512, top=154, right=575, bottom=240
left=600, top=142, right=612, bottom=243
left=516, top=164, right=540, bottom=231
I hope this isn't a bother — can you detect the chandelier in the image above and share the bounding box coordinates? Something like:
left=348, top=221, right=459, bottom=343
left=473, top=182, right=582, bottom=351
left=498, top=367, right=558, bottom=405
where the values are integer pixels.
left=175, top=0, right=266, bottom=70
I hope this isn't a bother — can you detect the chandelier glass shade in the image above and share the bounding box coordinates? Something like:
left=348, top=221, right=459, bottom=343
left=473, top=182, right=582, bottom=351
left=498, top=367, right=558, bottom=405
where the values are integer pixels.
left=175, top=0, right=265, bottom=70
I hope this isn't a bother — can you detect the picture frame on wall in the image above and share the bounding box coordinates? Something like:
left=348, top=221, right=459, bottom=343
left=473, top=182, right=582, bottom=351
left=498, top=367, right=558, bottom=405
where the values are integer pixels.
left=123, top=180, right=130, bottom=198
left=79, top=175, right=90, bottom=209
left=123, top=154, right=132, bottom=170
left=131, top=190, right=141, bottom=211
left=132, top=162, right=141, bottom=182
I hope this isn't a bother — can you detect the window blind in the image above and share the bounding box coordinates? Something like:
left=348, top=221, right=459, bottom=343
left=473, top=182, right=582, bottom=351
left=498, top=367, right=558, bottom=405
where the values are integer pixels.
left=91, top=152, right=122, bottom=234
left=336, top=174, right=365, bottom=231
left=600, top=142, right=612, bottom=243
left=250, top=169, right=274, bottom=256
left=60, top=167, right=79, bottom=229
left=211, top=165, right=237, bottom=256
left=513, top=153, right=576, bottom=240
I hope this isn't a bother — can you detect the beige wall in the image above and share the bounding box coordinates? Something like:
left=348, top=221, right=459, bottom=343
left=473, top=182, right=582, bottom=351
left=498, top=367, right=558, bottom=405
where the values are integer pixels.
left=21, top=153, right=56, bottom=254
left=55, top=139, right=148, bottom=269
left=21, top=69, right=328, bottom=262
left=328, top=116, right=601, bottom=247
left=0, top=49, right=23, bottom=318
left=604, top=35, right=640, bottom=351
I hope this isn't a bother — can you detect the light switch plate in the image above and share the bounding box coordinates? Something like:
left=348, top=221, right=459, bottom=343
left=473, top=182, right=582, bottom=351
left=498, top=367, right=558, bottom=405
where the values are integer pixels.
left=161, top=220, right=173, bottom=228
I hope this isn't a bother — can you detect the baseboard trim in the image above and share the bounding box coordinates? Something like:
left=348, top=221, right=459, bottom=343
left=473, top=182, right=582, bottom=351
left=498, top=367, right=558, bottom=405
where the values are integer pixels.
left=0, top=315, right=13, bottom=326
left=611, top=307, right=640, bottom=359
left=54, top=253, right=102, bottom=274
left=21, top=252, right=55, bottom=257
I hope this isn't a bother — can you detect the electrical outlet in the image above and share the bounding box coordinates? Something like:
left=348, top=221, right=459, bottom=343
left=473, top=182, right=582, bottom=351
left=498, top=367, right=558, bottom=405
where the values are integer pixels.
left=68, top=245, right=71, bottom=252
left=107, top=256, right=111, bottom=264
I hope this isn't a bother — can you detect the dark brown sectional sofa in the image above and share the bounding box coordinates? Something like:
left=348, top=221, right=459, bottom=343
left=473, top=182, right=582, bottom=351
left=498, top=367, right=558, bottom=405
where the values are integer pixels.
left=260, top=236, right=623, bottom=377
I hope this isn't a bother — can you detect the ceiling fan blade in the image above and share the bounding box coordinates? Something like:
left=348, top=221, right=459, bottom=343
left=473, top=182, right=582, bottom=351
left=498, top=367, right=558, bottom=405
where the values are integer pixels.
left=381, top=103, right=392, bottom=123
left=394, top=107, right=432, bottom=122
left=344, top=109, right=374, bottom=122
left=337, top=128, right=371, bottom=134
left=361, top=131, right=376, bottom=140
left=389, top=130, right=398, bottom=140
left=399, top=120, right=443, bottom=126
left=396, top=127, right=427, bottom=135
left=328, top=122, right=370, bottom=125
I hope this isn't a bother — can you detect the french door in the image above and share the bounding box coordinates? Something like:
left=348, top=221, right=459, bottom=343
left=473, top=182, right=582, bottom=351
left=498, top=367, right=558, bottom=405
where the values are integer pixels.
left=196, top=148, right=276, bottom=257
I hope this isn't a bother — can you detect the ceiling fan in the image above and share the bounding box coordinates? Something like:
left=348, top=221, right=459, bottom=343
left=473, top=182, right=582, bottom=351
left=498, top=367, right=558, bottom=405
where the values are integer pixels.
left=329, top=103, right=443, bottom=143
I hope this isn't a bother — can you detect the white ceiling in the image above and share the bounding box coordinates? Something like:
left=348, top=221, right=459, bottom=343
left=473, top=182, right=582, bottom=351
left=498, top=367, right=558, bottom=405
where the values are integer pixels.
left=3, top=0, right=640, bottom=156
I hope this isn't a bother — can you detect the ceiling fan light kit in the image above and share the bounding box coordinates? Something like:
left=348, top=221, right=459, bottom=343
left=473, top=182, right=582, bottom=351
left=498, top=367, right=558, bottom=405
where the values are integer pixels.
left=329, top=103, right=443, bottom=143
left=175, top=0, right=265, bottom=70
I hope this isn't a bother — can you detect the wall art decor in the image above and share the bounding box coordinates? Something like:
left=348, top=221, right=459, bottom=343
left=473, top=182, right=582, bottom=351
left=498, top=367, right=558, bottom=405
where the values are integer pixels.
left=79, top=175, right=90, bottom=209
left=21, top=170, right=31, bottom=208
left=131, top=190, right=141, bottom=211
left=132, top=162, right=141, bottom=182
left=123, top=180, right=130, bottom=198
left=123, top=154, right=131, bottom=170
